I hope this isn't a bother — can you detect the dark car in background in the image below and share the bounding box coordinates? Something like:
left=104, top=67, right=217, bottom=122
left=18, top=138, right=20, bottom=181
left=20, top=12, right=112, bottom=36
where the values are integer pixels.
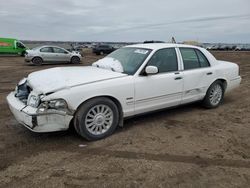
left=143, top=40, right=165, bottom=44
left=92, top=44, right=115, bottom=55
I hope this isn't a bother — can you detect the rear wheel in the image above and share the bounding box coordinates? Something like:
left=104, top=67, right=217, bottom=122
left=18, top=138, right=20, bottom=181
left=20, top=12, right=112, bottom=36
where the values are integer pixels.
left=203, top=81, right=224, bottom=108
left=32, top=57, right=43, bottom=65
left=74, top=97, right=119, bottom=141
left=71, top=56, right=80, bottom=64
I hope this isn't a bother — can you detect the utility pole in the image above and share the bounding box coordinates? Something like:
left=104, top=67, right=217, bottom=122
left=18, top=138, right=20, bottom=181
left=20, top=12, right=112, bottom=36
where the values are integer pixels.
left=171, top=37, right=176, bottom=44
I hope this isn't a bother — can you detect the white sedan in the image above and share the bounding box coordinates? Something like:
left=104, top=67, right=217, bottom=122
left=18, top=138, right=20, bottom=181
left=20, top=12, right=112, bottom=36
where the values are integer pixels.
left=25, top=46, right=82, bottom=65
left=7, top=43, right=241, bottom=140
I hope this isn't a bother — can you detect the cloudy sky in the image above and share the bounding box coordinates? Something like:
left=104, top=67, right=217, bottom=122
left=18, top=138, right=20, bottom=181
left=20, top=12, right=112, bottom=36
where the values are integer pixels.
left=0, top=0, right=250, bottom=43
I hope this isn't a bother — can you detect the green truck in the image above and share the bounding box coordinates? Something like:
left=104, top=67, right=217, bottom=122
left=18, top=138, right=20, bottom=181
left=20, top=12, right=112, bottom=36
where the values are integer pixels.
left=0, top=38, right=28, bottom=56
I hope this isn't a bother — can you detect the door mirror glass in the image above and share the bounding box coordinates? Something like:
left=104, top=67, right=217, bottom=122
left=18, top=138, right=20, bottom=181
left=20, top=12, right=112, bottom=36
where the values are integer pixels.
left=145, top=66, right=158, bottom=75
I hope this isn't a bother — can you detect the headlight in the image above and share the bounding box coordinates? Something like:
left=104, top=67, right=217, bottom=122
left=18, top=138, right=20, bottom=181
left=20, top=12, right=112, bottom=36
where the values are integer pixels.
left=38, top=99, right=68, bottom=112
left=27, top=94, right=40, bottom=108
left=47, top=99, right=68, bottom=109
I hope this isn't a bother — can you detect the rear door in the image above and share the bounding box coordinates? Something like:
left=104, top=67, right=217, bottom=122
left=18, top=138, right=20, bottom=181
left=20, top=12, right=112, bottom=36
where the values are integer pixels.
left=178, top=48, right=216, bottom=103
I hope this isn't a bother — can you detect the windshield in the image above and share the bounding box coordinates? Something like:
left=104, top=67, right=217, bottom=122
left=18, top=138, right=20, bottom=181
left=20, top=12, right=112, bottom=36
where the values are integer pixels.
left=16, top=41, right=25, bottom=48
left=93, top=47, right=152, bottom=75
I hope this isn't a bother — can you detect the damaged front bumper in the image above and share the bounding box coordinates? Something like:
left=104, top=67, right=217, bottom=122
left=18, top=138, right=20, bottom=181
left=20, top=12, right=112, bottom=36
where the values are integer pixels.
left=24, top=55, right=32, bottom=62
left=7, top=92, right=73, bottom=133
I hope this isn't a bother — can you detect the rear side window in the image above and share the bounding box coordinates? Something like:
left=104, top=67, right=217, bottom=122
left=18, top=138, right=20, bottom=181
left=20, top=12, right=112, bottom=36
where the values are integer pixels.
left=147, top=48, right=178, bottom=73
left=53, top=47, right=66, bottom=53
left=196, top=50, right=210, bottom=67
left=180, top=48, right=199, bottom=70
left=180, top=48, right=210, bottom=70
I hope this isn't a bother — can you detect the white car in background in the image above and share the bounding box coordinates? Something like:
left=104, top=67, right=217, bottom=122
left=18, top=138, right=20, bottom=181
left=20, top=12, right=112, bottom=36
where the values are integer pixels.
left=25, top=46, right=82, bottom=65
left=7, top=43, right=241, bottom=140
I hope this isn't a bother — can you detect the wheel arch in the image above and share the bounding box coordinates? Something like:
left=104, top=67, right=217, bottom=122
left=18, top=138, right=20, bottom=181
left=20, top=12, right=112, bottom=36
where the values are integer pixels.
left=74, top=95, right=124, bottom=127
left=214, top=78, right=228, bottom=92
left=71, top=55, right=80, bottom=60
left=31, top=56, right=43, bottom=62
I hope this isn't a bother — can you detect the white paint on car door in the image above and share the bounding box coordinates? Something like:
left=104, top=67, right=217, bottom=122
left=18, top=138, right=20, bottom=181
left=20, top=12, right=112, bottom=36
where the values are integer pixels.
left=134, top=48, right=183, bottom=114
left=178, top=48, right=217, bottom=104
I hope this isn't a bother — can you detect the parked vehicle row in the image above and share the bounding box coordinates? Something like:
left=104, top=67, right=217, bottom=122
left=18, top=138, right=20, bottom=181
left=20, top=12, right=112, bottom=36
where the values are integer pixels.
left=205, top=44, right=250, bottom=51
left=7, top=43, right=241, bottom=140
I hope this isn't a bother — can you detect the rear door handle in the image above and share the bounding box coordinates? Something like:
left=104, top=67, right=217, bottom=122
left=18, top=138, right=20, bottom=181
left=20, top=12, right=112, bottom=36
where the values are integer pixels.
left=175, top=77, right=183, bottom=80
left=207, top=72, right=213, bottom=75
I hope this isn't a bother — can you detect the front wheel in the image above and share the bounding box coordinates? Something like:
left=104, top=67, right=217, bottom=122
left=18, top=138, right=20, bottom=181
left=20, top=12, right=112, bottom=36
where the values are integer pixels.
left=71, top=56, right=80, bottom=64
left=203, top=81, right=224, bottom=108
left=74, top=97, right=119, bottom=140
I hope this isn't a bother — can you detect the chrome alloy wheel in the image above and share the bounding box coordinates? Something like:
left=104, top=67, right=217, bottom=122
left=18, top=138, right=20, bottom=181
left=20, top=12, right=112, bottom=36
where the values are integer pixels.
left=85, top=104, right=114, bottom=135
left=209, top=84, right=223, bottom=106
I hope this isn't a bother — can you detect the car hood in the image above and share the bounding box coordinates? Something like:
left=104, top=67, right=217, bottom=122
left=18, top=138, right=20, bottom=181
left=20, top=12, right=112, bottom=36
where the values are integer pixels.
left=27, top=66, right=127, bottom=94
left=26, top=49, right=34, bottom=54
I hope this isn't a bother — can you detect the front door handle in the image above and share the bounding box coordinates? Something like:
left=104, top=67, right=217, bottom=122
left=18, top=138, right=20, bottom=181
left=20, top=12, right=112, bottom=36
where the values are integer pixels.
left=175, top=77, right=183, bottom=80
left=207, top=72, right=213, bottom=75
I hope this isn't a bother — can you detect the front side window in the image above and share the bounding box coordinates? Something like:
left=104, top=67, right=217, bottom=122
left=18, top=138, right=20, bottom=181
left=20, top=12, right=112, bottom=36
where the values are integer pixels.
left=147, top=48, right=178, bottom=73
left=40, top=47, right=53, bottom=53
left=53, top=47, right=66, bottom=54
left=16, top=41, right=25, bottom=48
left=180, top=48, right=210, bottom=70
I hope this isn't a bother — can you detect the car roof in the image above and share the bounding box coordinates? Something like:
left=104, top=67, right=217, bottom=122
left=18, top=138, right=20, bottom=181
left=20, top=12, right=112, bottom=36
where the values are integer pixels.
left=35, top=45, right=66, bottom=49
left=126, top=43, right=202, bottom=50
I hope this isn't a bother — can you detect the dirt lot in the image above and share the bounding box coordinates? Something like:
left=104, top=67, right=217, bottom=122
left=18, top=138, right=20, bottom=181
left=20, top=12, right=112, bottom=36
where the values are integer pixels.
left=0, top=51, right=250, bottom=188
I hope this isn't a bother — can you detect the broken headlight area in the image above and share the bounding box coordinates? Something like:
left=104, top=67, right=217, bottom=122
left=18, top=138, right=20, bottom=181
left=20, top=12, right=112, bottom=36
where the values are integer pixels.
left=37, top=99, right=72, bottom=115
left=15, top=78, right=32, bottom=103
left=27, top=94, right=40, bottom=108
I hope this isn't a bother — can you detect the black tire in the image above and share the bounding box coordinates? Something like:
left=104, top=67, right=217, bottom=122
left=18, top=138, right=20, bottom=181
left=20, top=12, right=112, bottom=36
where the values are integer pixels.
left=100, top=51, right=104, bottom=55
left=32, top=57, right=43, bottom=65
left=203, top=81, right=224, bottom=109
left=21, top=51, right=26, bottom=57
left=74, top=97, right=119, bottom=141
left=71, top=56, right=80, bottom=64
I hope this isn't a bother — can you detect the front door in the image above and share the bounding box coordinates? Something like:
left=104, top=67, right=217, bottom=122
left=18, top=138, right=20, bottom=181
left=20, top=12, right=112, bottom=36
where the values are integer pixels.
left=52, top=47, right=71, bottom=62
left=134, top=48, right=183, bottom=114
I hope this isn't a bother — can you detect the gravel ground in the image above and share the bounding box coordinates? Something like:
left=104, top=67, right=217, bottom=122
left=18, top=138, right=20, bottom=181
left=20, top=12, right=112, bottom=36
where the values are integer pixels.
left=0, top=51, right=250, bottom=188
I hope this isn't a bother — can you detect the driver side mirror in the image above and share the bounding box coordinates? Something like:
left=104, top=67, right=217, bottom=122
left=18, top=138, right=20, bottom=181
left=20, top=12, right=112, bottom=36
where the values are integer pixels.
left=145, top=66, right=158, bottom=75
